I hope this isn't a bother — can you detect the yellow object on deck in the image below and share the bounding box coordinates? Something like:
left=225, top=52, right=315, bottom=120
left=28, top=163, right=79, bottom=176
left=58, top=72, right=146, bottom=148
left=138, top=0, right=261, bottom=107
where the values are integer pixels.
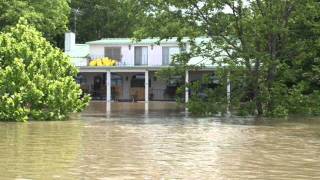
left=89, top=57, right=117, bottom=67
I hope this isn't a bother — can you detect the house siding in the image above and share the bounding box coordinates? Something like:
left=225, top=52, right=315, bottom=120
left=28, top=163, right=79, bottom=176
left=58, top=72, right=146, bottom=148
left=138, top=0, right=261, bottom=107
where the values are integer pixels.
left=89, top=44, right=165, bottom=66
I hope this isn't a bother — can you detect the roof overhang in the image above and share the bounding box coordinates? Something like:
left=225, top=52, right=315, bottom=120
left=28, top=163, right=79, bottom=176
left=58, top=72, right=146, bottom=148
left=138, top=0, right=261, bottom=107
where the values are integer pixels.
left=78, top=66, right=216, bottom=73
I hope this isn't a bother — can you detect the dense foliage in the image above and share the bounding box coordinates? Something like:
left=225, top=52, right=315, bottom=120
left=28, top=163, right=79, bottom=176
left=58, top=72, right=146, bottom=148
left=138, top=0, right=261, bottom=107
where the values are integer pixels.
left=0, top=0, right=70, bottom=45
left=69, top=0, right=145, bottom=43
left=0, top=20, right=90, bottom=122
left=136, top=0, right=320, bottom=117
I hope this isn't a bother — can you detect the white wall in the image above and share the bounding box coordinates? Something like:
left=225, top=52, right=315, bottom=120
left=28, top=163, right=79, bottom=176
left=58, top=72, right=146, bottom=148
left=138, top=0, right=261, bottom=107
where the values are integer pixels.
left=72, top=57, right=87, bottom=67
left=89, top=44, right=183, bottom=66
left=90, top=45, right=135, bottom=65
left=122, top=46, right=134, bottom=65
left=148, top=45, right=162, bottom=66
left=89, top=45, right=105, bottom=59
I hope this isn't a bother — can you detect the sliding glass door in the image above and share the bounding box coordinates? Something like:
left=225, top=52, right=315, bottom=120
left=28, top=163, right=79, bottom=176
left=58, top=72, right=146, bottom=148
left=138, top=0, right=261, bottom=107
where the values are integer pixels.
left=134, top=46, right=148, bottom=65
left=162, top=46, right=180, bottom=65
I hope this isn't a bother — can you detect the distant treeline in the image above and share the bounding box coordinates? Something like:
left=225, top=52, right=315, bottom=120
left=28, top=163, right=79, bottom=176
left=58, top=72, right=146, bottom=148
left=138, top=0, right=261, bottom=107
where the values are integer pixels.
left=0, top=0, right=145, bottom=48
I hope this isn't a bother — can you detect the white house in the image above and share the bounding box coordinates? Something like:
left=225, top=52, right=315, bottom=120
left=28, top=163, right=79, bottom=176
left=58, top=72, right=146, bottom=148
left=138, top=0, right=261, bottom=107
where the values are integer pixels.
left=64, top=32, right=218, bottom=104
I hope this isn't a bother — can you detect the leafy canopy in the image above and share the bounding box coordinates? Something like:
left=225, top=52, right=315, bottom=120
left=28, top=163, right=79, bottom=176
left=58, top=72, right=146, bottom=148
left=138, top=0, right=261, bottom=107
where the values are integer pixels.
left=0, top=0, right=70, bottom=43
left=0, top=19, right=90, bottom=122
left=136, top=0, right=320, bottom=117
left=69, top=0, right=146, bottom=43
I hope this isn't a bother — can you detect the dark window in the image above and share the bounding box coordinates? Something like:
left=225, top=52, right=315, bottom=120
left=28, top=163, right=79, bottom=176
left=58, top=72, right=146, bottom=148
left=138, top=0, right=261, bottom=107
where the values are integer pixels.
left=112, top=74, right=123, bottom=86
left=134, top=46, right=148, bottom=65
left=130, top=74, right=151, bottom=87
left=104, top=47, right=121, bottom=61
left=162, top=47, right=170, bottom=65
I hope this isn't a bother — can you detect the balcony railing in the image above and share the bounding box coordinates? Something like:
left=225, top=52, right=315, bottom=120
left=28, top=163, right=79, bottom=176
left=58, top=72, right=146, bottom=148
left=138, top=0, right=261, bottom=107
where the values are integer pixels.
left=73, top=56, right=167, bottom=67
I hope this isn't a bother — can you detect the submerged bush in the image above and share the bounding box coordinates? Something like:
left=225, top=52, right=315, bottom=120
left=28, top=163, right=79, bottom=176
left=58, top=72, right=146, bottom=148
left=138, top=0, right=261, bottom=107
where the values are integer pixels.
left=0, top=19, right=90, bottom=122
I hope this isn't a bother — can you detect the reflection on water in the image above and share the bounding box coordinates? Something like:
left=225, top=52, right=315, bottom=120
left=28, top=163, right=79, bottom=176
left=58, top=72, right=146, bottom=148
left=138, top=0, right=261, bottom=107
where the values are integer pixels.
left=0, top=102, right=320, bottom=179
left=82, top=101, right=186, bottom=118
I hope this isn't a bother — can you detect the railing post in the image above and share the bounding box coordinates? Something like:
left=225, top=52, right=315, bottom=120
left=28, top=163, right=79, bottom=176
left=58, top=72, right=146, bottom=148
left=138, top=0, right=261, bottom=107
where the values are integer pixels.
left=145, top=70, right=149, bottom=102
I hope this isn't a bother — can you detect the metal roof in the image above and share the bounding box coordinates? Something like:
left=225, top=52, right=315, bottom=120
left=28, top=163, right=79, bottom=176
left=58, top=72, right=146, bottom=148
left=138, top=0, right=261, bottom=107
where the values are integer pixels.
left=86, top=37, right=210, bottom=45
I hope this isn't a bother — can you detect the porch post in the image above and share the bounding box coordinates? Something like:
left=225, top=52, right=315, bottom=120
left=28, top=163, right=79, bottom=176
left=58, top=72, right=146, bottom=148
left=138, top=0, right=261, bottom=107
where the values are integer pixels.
left=106, top=70, right=111, bottom=102
left=145, top=70, right=149, bottom=102
left=185, top=70, right=189, bottom=103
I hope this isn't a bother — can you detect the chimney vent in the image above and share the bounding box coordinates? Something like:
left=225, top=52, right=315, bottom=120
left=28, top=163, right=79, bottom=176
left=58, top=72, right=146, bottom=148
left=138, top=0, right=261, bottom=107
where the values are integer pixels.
left=65, top=32, right=76, bottom=53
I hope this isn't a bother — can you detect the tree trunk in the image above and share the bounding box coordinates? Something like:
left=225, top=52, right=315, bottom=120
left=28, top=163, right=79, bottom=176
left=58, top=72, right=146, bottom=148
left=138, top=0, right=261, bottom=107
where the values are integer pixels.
left=266, top=33, right=278, bottom=112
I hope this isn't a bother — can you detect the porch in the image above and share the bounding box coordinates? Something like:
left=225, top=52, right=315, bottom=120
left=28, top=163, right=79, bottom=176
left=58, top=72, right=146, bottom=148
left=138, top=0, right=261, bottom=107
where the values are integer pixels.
left=76, top=66, right=229, bottom=114
left=77, top=69, right=181, bottom=102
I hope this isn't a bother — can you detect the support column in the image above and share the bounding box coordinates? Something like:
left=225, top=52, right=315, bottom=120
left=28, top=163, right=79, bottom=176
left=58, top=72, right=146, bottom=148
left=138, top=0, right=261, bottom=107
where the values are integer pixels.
left=106, top=71, right=111, bottom=102
left=185, top=70, right=189, bottom=103
left=106, top=71, right=111, bottom=114
left=145, top=70, right=149, bottom=102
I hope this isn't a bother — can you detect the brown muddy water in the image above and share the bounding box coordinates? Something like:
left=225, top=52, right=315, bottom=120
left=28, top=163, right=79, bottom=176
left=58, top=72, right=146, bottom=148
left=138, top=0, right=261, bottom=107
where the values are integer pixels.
left=0, top=102, right=320, bottom=179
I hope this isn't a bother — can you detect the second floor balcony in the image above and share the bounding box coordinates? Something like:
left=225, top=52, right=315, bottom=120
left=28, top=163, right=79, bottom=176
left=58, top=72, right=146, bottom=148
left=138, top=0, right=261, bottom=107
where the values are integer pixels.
left=72, top=55, right=173, bottom=68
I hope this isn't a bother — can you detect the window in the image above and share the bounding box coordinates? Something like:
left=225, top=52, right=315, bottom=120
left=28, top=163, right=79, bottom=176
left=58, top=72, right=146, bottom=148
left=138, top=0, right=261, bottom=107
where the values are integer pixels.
left=130, top=74, right=151, bottom=87
left=162, top=46, right=180, bottom=65
left=111, top=74, right=123, bottom=86
left=104, top=47, right=121, bottom=61
left=180, top=43, right=187, bottom=52
left=134, top=46, right=148, bottom=65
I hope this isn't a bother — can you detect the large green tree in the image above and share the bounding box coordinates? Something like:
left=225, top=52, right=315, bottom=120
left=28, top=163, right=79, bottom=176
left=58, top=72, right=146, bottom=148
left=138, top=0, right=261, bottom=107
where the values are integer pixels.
left=135, top=0, right=320, bottom=117
left=69, top=0, right=145, bottom=42
left=0, top=0, right=70, bottom=45
left=0, top=19, right=90, bottom=122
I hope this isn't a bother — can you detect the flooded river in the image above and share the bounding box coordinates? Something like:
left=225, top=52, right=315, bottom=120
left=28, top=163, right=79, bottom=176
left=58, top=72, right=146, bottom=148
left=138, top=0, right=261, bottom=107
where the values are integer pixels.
left=0, top=102, right=320, bottom=179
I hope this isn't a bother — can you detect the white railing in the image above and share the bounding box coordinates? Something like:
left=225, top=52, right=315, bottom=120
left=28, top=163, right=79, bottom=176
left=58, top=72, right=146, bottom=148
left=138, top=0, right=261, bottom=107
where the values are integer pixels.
left=73, top=56, right=167, bottom=67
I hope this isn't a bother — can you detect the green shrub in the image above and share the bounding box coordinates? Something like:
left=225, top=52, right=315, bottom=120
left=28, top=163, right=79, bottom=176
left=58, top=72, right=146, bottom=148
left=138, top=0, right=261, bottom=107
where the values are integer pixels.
left=0, top=19, right=90, bottom=121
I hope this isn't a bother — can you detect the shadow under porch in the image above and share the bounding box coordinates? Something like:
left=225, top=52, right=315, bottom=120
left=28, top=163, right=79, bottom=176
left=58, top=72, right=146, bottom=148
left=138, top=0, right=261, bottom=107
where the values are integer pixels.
left=76, top=71, right=181, bottom=102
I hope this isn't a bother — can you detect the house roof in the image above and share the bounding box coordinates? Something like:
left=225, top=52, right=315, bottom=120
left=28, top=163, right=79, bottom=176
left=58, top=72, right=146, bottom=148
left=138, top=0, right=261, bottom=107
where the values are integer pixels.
left=188, top=56, right=213, bottom=67
left=67, top=44, right=90, bottom=58
left=86, top=37, right=210, bottom=45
